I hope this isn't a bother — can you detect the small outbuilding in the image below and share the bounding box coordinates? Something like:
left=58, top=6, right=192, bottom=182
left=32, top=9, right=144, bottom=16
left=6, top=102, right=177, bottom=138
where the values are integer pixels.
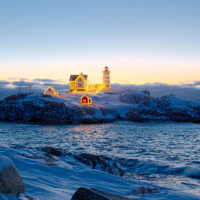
left=81, top=94, right=92, bottom=105
left=44, top=87, right=59, bottom=97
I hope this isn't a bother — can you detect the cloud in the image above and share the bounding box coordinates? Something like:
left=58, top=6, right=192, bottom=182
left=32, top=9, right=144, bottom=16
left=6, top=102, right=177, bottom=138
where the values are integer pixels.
left=10, top=79, right=68, bottom=90
left=42, top=83, right=69, bottom=90
left=191, top=81, right=200, bottom=86
left=0, top=79, right=69, bottom=99
left=0, top=80, right=10, bottom=88
left=112, top=82, right=200, bottom=100
left=12, top=81, right=39, bottom=87
left=1, top=78, right=200, bottom=101
left=33, top=78, right=57, bottom=83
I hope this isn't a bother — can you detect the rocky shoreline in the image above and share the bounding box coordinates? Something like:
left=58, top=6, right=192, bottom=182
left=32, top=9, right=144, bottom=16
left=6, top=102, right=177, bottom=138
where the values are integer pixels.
left=1, top=145, right=200, bottom=199
left=0, top=91, right=200, bottom=124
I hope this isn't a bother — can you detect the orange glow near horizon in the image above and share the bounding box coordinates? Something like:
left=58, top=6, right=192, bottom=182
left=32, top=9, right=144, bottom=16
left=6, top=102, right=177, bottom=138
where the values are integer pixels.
left=0, top=57, right=200, bottom=85
left=0, top=0, right=200, bottom=88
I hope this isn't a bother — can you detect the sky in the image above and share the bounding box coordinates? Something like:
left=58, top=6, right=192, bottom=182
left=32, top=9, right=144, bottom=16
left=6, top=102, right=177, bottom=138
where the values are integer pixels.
left=0, top=0, right=200, bottom=86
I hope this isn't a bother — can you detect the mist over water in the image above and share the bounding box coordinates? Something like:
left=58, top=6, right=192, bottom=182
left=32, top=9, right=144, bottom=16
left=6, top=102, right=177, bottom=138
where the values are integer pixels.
left=1, top=121, right=200, bottom=195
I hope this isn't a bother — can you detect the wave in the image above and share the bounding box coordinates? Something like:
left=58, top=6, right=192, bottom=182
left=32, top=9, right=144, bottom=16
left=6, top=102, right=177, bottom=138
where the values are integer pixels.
left=184, top=165, right=200, bottom=179
left=12, top=144, right=200, bottom=181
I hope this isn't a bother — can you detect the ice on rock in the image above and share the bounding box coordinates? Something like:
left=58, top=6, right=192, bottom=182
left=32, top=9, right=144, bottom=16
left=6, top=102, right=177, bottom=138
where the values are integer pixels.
left=0, top=156, right=25, bottom=197
left=0, top=156, right=15, bottom=173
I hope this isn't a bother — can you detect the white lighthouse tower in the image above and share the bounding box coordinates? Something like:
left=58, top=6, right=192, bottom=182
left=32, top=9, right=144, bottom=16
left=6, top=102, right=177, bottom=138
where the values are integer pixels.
left=103, top=66, right=111, bottom=89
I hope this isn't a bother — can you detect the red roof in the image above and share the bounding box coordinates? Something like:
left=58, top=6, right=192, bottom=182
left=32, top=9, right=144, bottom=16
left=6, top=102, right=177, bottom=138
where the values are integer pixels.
left=81, top=95, right=92, bottom=105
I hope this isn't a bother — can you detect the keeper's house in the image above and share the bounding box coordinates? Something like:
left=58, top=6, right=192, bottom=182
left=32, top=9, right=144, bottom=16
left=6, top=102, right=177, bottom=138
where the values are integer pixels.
left=69, top=66, right=111, bottom=92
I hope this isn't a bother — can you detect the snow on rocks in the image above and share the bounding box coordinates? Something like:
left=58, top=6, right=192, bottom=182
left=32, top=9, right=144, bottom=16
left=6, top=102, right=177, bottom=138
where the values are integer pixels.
left=0, top=156, right=25, bottom=197
left=1, top=90, right=200, bottom=124
left=0, top=156, right=14, bottom=173
left=0, top=145, right=200, bottom=200
left=119, top=90, right=151, bottom=104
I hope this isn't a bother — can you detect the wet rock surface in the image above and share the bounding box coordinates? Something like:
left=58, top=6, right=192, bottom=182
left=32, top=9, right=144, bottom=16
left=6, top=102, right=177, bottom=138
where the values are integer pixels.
left=36, top=147, right=125, bottom=176
left=71, top=187, right=135, bottom=200
left=40, top=146, right=64, bottom=157
left=74, top=153, right=125, bottom=176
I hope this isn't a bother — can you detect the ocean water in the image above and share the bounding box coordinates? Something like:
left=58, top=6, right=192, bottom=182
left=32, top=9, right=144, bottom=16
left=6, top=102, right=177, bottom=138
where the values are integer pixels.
left=1, top=121, right=200, bottom=196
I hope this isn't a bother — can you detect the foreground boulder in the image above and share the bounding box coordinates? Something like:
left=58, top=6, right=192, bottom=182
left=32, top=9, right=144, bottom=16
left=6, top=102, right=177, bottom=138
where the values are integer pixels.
left=0, top=156, right=25, bottom=197
left=71, top=187, right=134, bottom=200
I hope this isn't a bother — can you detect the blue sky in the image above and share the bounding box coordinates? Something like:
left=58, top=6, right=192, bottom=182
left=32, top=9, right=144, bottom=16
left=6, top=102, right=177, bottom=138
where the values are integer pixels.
left=0, top=0, right=200, bottom=84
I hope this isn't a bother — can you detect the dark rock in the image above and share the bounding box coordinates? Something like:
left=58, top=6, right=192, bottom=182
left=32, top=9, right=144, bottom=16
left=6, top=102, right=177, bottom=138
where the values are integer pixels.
left=74, top=153, right=124, bottom=176
left=71, top=187, right=134, bottom=200
left=0, top=157, right=25, bottom=197
left=1, top=92, right=200, bottom=124
left=0, top=94, right=118, bottom=124
left=124, top=91, right=200, bottom=123
left=40, top=146, right=63, bottom=157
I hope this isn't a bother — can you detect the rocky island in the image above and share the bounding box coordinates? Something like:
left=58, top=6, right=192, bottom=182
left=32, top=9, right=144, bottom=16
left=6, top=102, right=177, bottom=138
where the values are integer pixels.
left=0, top=90, right=200, bottom=124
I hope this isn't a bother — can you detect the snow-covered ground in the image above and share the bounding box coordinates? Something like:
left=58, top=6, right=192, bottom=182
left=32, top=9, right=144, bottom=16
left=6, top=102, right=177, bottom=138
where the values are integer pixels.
left=0, top=144, right=200, bottom=200
left=59, top=89, right=132, bottom=118
left=1, top=89, right=200, bottom=124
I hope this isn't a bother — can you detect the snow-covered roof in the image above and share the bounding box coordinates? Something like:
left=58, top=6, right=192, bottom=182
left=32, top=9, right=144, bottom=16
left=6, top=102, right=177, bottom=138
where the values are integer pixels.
left=70, top=74, right=88, bottom=81
left=44, top=87, right=58, bottom=93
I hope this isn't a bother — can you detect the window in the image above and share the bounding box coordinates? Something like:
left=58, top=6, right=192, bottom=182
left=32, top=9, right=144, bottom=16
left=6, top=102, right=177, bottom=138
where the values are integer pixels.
left=77, top=78, right=84, bottom=88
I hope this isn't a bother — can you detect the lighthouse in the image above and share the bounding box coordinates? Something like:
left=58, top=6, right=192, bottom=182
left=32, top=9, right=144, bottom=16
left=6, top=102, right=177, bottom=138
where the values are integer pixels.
left=103, top=66, right=111, bottom=88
